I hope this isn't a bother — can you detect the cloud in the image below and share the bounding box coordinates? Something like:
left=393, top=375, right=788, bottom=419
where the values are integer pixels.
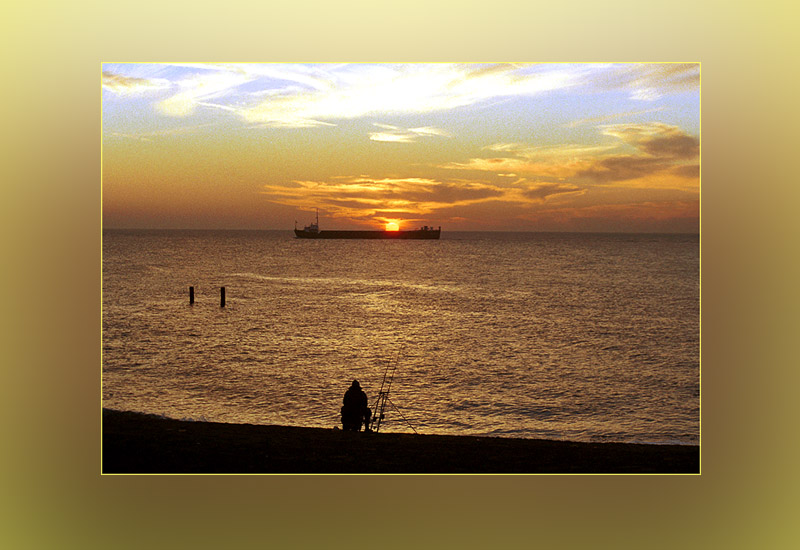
left=591, top=63, right=700, bottom=101
left=367, top=132, right=415, bottom=143
left=238, top=63, right=580, bottom=128
left=565, top=107, right=666, bottom=128
left=443, top=123, right=699, bottom=191
left=443, top=157, right=530, bottom=173
left=102, top=71, right=170, bottom=95
left=672, top=164, right=700, bottom=179
left=369, top=123, right=451, bottom=143
left=155, top=70, right=255, bottom=117
left=441, top=151, right=591, bottom=180
left=600, top=123, right=699, bottom=159
left=262, top=175, right=572, bottom=221
left=571, top=124, right=699, bottom=187
left=106, top=63, right=698, bottom=132
left=484, top=142, right=617, bottom=160
left=408, top=126, right=451, bottom=137
left=574, top=155, right=674, bottom=183
left=522, top=182, right=584, bottom=201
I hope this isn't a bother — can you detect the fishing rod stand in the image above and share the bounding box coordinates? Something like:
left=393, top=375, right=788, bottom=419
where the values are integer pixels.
left=370, top=393, right=418, bottom=435
left=383, top=397, right=419, bottom=434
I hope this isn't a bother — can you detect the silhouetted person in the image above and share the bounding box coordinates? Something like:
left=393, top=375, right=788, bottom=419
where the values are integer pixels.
left=341, top=380, right=371, bottom=432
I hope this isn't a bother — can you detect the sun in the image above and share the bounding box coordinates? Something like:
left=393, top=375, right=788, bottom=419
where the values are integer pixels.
left=385, top=221, right=400, bottom=231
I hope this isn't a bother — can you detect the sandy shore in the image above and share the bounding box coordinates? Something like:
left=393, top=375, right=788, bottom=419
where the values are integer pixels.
left=102, top=408, right=699, bottom=474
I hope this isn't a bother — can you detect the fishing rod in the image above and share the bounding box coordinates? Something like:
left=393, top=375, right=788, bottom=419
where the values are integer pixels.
left=370, top=344, right=402, bottom=433
left=370, top=343, right=418, bottom=434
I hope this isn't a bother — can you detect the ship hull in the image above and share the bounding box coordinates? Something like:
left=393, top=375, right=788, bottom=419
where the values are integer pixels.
left=294, top=229, right=440, bottom=239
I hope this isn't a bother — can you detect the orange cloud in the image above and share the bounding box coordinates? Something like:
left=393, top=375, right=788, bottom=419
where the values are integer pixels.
left=443, top=123, right=699, bottom=192
left=600, top=123, right=699, bottom=159
left=522, top=182, right=584, bottom=201
left=262, top=175, right=582, bottom=222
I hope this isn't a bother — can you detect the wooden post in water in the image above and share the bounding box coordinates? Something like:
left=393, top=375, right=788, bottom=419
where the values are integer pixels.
left=220, top=286, right=226, bottom=307
left=189, top=286, right=195, bottom=305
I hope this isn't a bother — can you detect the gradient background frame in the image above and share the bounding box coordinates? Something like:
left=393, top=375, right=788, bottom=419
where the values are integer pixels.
left=3, top=0, right=796, bottom=548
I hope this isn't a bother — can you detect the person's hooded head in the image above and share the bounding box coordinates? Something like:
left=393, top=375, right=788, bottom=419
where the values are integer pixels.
left=351, top=380, right=361, bottom=389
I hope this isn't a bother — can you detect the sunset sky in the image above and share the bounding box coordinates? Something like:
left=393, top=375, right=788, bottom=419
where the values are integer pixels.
left=102, top=63, right=699, bottom=232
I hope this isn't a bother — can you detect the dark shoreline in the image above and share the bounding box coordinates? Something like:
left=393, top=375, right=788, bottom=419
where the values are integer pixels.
left=102, top=408, right=699, bottom=474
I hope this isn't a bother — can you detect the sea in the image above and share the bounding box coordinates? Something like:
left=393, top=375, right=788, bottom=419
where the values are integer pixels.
left=102, top=230, right=700, bottom=445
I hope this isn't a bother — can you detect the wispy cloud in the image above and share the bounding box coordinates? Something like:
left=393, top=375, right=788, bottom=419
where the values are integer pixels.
left=105, top=63, right=698, bottom=128
left=591, top=63, right=700, bottom=101
left=103, top=124, right=215, bottom=142
left=522, top=182, right=584, bottom=201
left=102, top=71, right=171, bottom=95
left=155, top=70, right=256, bottom=117
left=484, top=142, right=617, bottom=160
left=369, top=123, right=451, bottom=143
left=232, top=63, right=581, bottom=127
left=441, top=143, right=605, bottom=180
left=565, top=107, right=666, bottom=128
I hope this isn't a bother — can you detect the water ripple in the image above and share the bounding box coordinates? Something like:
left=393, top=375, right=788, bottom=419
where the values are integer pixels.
left=103, top=230, right=699, bottom=444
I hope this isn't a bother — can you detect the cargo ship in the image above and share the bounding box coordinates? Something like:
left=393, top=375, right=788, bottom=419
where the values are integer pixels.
left=294, top=211, right=440, bottom=240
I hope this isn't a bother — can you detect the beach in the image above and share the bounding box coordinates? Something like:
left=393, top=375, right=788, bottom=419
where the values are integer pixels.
left=102, top=409, right=699, bottom=474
